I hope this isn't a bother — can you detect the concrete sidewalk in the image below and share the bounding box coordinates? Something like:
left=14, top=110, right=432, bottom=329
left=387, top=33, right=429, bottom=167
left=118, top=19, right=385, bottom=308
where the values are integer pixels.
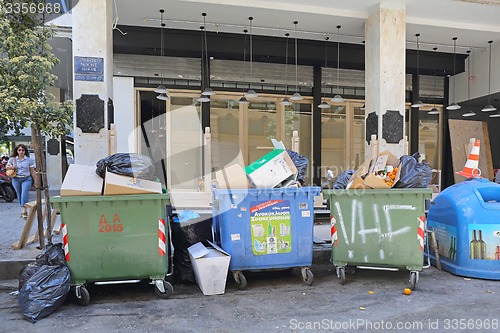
left=0, top=190, right=63, bottom=280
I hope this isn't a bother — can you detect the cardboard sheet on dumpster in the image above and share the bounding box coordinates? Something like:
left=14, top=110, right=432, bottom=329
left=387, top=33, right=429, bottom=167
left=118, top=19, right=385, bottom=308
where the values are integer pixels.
left=103, top=170, right=162, bottom=195
left=60, top=164, right=103, bottom=196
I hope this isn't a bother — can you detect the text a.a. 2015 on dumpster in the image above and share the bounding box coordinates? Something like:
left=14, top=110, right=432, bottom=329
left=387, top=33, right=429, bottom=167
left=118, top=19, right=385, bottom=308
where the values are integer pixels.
left=250, top=200, right=292, bottom=255
left=99, top=214, right=124, bottom=233
left=330, top=200, right=424, bottom=260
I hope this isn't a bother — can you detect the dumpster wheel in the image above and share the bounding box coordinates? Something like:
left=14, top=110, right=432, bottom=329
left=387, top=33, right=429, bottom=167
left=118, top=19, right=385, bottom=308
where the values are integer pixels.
left=301, top=268, right=314, bottom=286
left=409, top=271, right=419, bottom=291
left=155, top=280, right=174, bottom=299
left=76, top=286, right=90, bottom=306
left=233, top=272, right=247, bottom=290
left=337, top=267, right=346, bottom=285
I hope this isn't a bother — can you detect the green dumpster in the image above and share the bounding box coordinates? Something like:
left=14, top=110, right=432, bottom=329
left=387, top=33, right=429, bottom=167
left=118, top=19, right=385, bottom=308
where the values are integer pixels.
left=323, top=189, right=432, bottom=289
left=51, top=194, right=173, bottom=305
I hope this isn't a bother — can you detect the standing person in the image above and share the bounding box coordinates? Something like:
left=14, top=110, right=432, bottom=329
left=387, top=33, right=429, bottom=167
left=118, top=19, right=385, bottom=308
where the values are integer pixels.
left=5, top=144, right=36, bottom=219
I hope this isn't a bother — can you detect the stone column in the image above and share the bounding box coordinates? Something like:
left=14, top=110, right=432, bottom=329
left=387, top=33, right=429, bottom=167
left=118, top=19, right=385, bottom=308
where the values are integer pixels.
left=365, top=2, right=406, bottom=158
left=72, top=0, right=113, bottom=165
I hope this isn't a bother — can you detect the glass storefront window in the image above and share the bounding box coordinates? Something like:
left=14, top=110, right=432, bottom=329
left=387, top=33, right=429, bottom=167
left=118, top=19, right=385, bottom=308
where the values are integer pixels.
left=321, top=104, right=347, bottom=184
left=284, top=102, right=312, bottom=184
left=210, top=98, right=241, bottom=171
left=248, top=100, right=277, bottom=163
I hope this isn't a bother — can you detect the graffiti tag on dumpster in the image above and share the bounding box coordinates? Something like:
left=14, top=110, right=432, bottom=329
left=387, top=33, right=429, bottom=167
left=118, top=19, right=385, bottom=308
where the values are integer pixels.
left=330, top=200, right=417, bottom=261
left=99, top=214, right=123, bottom=233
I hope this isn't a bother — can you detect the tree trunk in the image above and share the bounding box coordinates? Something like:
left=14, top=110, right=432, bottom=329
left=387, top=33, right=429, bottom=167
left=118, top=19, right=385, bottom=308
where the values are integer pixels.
left=40, top=137, right=52, bottom=244
left=31, top=126, right=45, bottom=249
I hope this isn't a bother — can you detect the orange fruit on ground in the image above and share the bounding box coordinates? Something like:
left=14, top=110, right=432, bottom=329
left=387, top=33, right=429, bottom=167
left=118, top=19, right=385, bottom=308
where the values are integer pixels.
left=403, top=288, right=412, bottom=295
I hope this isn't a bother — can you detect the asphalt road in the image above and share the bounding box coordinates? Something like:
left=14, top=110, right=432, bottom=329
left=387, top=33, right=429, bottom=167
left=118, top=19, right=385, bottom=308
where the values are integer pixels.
left=1, top=263, right=500, bottom=332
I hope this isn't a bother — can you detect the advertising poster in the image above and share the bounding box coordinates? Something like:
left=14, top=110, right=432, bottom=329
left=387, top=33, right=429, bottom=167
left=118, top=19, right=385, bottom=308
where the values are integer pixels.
left=250, top=200, right=292, bottom=256
left=429, top=221, right=457, bottom=260
left=468, top=224, right=500, bottom=260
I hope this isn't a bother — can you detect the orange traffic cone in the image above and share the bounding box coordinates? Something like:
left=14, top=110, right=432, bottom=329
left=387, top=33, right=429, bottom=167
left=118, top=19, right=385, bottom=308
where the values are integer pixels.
left=456, top=139, right=482, bottom=178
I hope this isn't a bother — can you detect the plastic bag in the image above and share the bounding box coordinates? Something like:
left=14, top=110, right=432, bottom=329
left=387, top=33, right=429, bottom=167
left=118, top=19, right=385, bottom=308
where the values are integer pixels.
left=170, top=214, right=213, bottom=283
left=18, top=265, right=71, bottom=323
left=95, top=153, right=156, bottom=180
left=333, top=170, right=356, bottom=189
left=393, top=153, right=431, bottom=188
left=19, top=243, right=66, bottom=290
left=286, top=150, right=308, bottom=185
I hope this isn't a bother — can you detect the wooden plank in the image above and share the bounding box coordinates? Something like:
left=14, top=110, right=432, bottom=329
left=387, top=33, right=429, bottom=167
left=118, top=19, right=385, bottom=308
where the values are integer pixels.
left=11, top=202, right=38, bottom=250
left=448, top=119, right=494, bottom=183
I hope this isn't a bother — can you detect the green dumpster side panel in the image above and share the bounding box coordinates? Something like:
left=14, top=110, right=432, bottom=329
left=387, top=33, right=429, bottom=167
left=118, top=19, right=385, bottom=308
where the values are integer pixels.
left=51, top=194, right=170, bottom=284
left=323, top=189, right=432, bottom=270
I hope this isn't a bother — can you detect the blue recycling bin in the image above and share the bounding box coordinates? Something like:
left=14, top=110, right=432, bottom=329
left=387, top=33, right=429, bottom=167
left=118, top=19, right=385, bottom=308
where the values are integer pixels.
left=427, top=178, right=500, bottom=279
left=213, top=186, right=321, bottom=289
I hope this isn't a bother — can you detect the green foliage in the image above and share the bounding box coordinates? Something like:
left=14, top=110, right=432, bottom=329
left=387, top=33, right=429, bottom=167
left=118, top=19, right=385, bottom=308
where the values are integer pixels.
left=0, top=0, right=73, bottom=137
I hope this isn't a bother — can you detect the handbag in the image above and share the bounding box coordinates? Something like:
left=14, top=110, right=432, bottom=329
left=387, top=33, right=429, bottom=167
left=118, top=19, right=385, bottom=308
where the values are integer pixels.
left=6, top=158, right=17, bottom=178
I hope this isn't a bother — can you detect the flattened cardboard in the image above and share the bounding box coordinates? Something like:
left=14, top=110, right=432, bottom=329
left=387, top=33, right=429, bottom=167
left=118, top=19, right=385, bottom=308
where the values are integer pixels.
left=103, top=170, right=162, bottom=195
left=215, top=164, right=249, bottom=189
left=363, top=173, right=391, bottom=189
left=60, top=164, right=103, bottom=196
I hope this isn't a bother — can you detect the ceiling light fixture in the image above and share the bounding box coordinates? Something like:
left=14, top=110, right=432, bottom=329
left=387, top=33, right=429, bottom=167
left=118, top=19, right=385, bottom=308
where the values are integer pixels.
left=446, top=37, right=461, bottom=110
left=331, top=25, right=343, bottom=103
left=318, top=34, right=331, bottom=109
left=411, top=33, right=424, bottom=108
left=155, top=9, right=170, bottom=100
left=290, top=20, right=303, bottom=101
left=462, top=49, right=476, bottom=117
left=196, top=23, right=210, bottom=103
left=200, top=13, right=215, bottom=97
left=245, top=17, right=258, bottom=98
left=482, top=41, right=496, bottom=112
left=428, top=47, right=440, bottom=115
left=280, top=33, right=292, bottom=106
left=239, top=29, right=249, bottom=104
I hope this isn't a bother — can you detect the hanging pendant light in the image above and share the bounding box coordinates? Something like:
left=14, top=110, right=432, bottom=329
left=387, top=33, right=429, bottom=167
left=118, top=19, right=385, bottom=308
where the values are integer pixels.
left=331, top=25, right=343, bottom=103
left=155, top=9, right=170, bottom=99
left=245, top=17, right=258, bottom=98
left=280, top=33, right=292, bottom=106
left=446, top=37, right=461, bottom=110
left=462, top=49, right=477, bottom=117
left=200, top=13, right=215, bottom=98
left=427, top=47, right=440, bottom=115
left=481, top=41, right=496, bottom=112
left=290, top=20, right=303, bottom=101
left=318, top=34, right=331, bottom=109
left=411, top=33, right=424, bottom=108
left=238, top=29, right=250, bottom=104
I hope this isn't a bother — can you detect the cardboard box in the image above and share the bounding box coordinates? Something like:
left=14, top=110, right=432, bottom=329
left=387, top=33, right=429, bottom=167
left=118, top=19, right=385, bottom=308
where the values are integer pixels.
left=188, top=241, right=231, bottom=296
left=60, top=164, right=103, bottom=196
left=348, top=150, right=401, bottom=189
left=215, top=164, right=249, bottom=189
left=245, top=140, right=298, bottom=188
left=103, top=170, right=162, bottom=195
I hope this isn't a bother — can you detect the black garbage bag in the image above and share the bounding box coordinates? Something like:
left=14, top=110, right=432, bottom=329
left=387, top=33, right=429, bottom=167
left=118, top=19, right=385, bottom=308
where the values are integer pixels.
left=95, top=153, right=156, bottom=180
left=333, top=170, right=356, bottom=189
left=286, top=149, right=309, bottom=185
left=393, top=153, right=432, bottom=188
left=18, top=264, right=71, bottom=323
left=170, top=212, right=213, bottom=284
left=18, top=243, right=66, bottom=290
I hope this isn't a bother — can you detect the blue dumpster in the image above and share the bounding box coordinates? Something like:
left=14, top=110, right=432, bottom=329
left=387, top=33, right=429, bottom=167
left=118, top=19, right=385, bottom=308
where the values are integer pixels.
left=428, top=178, right=500, bottom=279
left=213, top=186, right=321, bottom=289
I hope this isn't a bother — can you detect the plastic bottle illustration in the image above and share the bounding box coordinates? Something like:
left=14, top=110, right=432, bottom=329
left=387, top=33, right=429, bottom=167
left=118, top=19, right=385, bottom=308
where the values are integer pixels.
left=478, top=230, right=486, bottom=259
left=267, top=221, right=273, bottom=237
left=495, top=246, right=500, bottom=260
left=470, top=230, right=480, bottom=259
